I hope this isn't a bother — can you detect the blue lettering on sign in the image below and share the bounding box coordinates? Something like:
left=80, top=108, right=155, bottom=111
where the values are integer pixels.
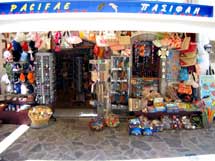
left=0, top=0, right=213, bottom=17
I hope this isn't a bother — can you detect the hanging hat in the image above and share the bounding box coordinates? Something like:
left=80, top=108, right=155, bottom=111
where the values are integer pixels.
left=20, top=73, right=25, bottom=82
left=21, top=41, right=29, bottom=52
left=20, top=51, right=28, bottom=62
left=7, top=43, right=13, bottom=51
left=21, top=83, right=28, bottom=95
left=14, top=32, right=26, bottom=42
left=12, top=40, right=22, bottom=53
left=27, top=72, right=35, bottom=84
left=12, top=63, right=21, bottom=72
left=4, top=63, right=13, bottom=80
left=27, top=84, right=34, bottom=94
left=29, top=40, right=38, bottom=52
left=3, top=50, right=12, bottom=60
left=13, top=73, right=20, bottom=83
left=1, top=74, right=10, bottom=84
left=23, top=63, right=29, bottom=71
left=13, top=82, right=21, bottom=94
left=12, top=50, right=21, bottom=62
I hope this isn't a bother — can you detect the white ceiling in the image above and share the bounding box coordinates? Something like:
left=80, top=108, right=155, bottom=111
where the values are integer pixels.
left=0, top=12, right=215, bottom=34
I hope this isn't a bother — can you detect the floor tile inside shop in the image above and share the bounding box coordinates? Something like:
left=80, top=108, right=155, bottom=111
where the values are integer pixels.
left=1, top=119, right=215, bottom=161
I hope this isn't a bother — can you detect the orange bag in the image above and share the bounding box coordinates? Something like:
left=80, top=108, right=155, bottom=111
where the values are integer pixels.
left=178, top=83, right=192, bottom=95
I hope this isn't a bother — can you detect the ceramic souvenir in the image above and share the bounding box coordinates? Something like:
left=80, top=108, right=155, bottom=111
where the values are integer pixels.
left=143, top=127, right=153, bottom=136
left=129, top=127, right=142, bottom=136
left=162, top=116, right=172, bottom=130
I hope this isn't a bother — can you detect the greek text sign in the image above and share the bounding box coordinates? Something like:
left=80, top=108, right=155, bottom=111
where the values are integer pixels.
left=0, top=0, right=213, bottom=17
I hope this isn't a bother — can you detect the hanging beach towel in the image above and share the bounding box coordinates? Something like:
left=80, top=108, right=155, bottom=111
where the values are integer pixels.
left=61, top=31, right=71, bottom=48
left=38, top=32, right=52, bottom=51
left=54, top=31, right=62, bottom=52
left=34, top=32, right=43, bottom=49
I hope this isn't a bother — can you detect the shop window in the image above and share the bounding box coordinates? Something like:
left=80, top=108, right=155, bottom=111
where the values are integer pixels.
left=132, top=41, right=160, bottom=78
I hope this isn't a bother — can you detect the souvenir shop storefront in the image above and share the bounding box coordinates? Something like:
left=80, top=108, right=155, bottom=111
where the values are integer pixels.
left=0, top=0, right=215, bottom=133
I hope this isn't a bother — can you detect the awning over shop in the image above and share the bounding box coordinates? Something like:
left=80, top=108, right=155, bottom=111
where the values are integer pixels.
left=0, top=0, right=214, bottom=33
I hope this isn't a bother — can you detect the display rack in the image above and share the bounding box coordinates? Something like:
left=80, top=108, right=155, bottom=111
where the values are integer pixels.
left=0, top=54, right=35, bottom=124
left=90, top=59, right=110, bottom=116
left=35, top=52, right=56, bottom=105
left=110, top=56, right=130, bottom=113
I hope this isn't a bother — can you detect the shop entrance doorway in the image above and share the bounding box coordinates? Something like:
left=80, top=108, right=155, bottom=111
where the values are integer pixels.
left=54, top=41, right=94, bottom=111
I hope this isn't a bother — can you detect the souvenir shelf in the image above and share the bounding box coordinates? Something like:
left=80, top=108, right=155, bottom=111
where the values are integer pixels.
left=0, top=59, right=35, bottom=124
left=35, top=52, right=56, bottom=105
left=110, top=56, right=130, bottom=113
left=132, top=41, right=160, bottom=78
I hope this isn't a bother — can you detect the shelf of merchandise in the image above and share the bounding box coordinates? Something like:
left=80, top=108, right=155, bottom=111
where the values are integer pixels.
left=0, top=110, right=30, bottom=125
left=0, top=58, right=36, bottom=124
left=110, top=56, right=130, bottom=113
left=129, top=110, right=202, bottom=120
left=35, top=52, right=56, bottom=105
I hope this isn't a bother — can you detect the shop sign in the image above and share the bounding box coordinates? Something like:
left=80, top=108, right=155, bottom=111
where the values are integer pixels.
left=0, top=0, right=213, bottom=17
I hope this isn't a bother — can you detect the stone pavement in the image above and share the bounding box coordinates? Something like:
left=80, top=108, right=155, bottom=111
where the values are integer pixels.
left=1, top=119, right=215, bottom=161
left=0, top=124, right=18, bottom=143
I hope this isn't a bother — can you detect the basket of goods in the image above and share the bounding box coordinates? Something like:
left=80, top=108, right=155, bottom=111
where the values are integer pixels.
left=104, top=113, right=120, bottom=128
left=28, top=106, right=53, bottom=128
left=89, top=118, right=104, bottom=131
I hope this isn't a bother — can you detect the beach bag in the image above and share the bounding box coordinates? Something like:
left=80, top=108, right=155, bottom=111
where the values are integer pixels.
left=179, top=67, right=189, bottom=81
left=118, top=35, right=131, bottom=45
left=180, top=33, right=191, bottom=50
left=186, top=72, right=199, bottom=88
left=178, top=83, right=192, bottom=95
left=179, top=50, right=197, bottom=67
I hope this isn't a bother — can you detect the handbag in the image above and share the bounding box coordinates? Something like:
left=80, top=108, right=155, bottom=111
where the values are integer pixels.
left=178, top=83, right=192, bottom=95
left=91, top=70, right=98, bottom=82
left=180, top=33, right=191, bottom=50
left=169, top=33, right=182, bottom=49
left=179, top=50, right=197, bottom=67
left=180, top=42, right=197, bottom=54
left=118, top=35, right=131, bottom=45
left=191, top=72, right=199, bottom=88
